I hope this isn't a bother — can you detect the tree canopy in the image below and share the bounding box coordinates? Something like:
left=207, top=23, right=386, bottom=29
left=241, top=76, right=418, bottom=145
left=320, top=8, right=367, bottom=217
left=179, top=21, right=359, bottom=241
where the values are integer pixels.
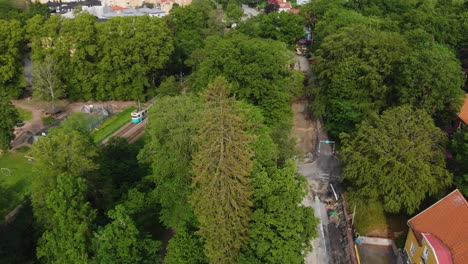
left=190, top=78, right=254, bottom=263
left=0, top=100, right=19, bottom=151
left=0, top=19, right=24, bottom=99
left=340, top=106, right=452, bottom=214
left=36, top=173, right=96, bottom=264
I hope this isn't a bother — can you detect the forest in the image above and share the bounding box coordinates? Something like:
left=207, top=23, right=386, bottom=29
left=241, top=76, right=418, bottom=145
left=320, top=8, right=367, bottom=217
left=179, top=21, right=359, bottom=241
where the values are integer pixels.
left=0, top=0, right=468, bottom=263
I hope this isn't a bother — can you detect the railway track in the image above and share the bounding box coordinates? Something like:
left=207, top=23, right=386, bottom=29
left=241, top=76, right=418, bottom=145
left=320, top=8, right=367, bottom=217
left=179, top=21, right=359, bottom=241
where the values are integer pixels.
left=127, top=125, right=146, bottom=143
left=115, top=122, right=137, bottom=137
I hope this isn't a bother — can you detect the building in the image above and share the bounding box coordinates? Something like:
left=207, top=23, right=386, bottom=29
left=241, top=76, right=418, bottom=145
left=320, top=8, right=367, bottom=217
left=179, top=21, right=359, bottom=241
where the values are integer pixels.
left=267, top=0, right=292, bottom=12
left=403, top=189, right=468, bottom=264
left=456, top=95, right=468, bottom=129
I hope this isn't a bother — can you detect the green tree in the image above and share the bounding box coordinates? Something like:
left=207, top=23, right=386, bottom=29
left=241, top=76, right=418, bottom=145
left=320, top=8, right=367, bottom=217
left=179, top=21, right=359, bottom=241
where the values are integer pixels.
left=189, top=33, right=301, bottom=159
left=164, top=0, right=223, bottom=73
left=165, top=230, right=207, bottom=264
left=226, top=0, right=244, bottom=25
left=190, top=77, right=254, bottom=263
left=95, top=16, right=173, bottom=100
left=139, top=95, right=201, bottom=230
left=395, top=43, right=464, bottom=117
left=0, top=19, right=24, bottom=99
left=0, top=100, right=19, bottom=151
left=340, top=106, right=452, bottom=214
left=31, top=124, right=98, bottom=228
left=36, top=173, right=96, bottom=264
left=312, top=25, right=409, bottom=137
left=450, top=126, right=468, bottom=196
left=32, top=55, right=66, bottom=113
left=92, top=205, right=160, bottom=264
left=58, top=13, right=99, bottom=100
left=242, top=161, right=318, bottom=263
left=156, top=76, right=182, bottom=97
left=237, top=12, right=305, bottom=44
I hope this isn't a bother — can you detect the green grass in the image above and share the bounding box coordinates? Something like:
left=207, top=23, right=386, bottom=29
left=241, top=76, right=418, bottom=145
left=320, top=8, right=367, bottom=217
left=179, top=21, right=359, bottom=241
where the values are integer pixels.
left=0, top=147, right=34, bottom=219
left=17, top=108, right=32, bottom=122
left=91, top=106, right=136, bottom=144
left=347, top=198, right=407, bottom=239
left=42, top=116, right=55, bottom=126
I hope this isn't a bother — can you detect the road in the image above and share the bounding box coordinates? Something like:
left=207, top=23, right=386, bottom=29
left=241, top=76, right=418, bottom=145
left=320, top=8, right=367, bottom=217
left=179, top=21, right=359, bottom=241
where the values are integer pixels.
left=292, top=55, right=352, bottom=264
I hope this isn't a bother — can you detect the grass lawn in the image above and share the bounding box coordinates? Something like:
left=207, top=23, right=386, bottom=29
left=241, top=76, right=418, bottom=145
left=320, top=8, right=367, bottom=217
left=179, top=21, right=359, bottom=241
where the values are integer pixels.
left=347, top=197, right=408, bottom=240
left=91, top=106, right=136, bottom=144
left=42, top=116, right=55, bottom=126
left=17, top=108, right=32, bottom=122
left=0, top=147, right=34, bottom=219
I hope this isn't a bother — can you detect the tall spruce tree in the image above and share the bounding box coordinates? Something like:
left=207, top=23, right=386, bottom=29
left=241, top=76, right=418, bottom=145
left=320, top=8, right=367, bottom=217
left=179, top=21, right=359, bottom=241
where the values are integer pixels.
left=190, top=77, right=254, bottom=263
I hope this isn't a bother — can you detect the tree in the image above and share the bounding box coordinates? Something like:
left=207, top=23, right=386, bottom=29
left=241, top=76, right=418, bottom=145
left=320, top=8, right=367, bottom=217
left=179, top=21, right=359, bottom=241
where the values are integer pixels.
left=0, top=100, right=19, bottom=151
left=36, top=173, right=96, bottom=264
left=312, top=25, right=409, bottom=137
left=92, top=205, right=160, bottom=264
left=139, top=95, right=201, bottom=230
left=165, top=230, right=207, bottom=264
left=237, top=12, right=305, bottom=45
left=394, top=43, right=465, bottom=117
left=0, top=19, right=24, bottom=99
left=156, top=76, right=182, bottom=97
left=190, top=77, right=254, bottom=263
left=242, top=161, right=318, bottom=263
left=449, top=126, right=468, bottom=196
left=189, top=33, right=302, bottom=159
left=95, top=16, right=173, bottom=100
left=31, top=123, right=98, bottom=228
left=32, top=55, right=66, bottom=113
left=164, top=0, right=223, bottom=73
left=225, top=0, right=244, bottom=26
left=340, top=106, right=452, bottom=214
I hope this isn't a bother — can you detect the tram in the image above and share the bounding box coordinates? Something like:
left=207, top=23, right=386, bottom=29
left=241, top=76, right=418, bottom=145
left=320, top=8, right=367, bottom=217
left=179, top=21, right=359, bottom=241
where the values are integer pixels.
left=131, top=109, right=148, bottom=123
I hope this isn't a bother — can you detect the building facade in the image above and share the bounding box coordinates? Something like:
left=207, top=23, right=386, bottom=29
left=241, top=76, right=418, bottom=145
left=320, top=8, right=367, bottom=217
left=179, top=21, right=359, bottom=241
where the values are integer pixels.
left=403, top=190, right=468, bottom=264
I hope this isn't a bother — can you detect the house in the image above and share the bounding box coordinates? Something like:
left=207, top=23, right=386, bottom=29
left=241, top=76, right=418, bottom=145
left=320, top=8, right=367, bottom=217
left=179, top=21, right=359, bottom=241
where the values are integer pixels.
left=403, top=189, right=468, bottom=264
left=267, top=0, right=292, bottom=12
left=455, top=94, right=468, bottom=129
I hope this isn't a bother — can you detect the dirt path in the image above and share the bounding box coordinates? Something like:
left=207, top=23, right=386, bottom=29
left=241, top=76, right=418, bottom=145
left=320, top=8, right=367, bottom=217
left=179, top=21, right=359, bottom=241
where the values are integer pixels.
left=12, top=100, right=44, bottom=134
left=292, top=99, right=318, bottom=156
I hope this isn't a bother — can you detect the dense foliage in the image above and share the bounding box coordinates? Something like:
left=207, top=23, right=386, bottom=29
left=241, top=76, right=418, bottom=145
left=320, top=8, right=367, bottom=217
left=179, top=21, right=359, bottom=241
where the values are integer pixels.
left=0, top=100, right=20, bottom=151
left=189, top=33, right=302, bottom=159
left=0, top=19, right=24, bottom=99
left=27, top=14, right=173, bottom=101
left=340, top=106, right=452, bottom=214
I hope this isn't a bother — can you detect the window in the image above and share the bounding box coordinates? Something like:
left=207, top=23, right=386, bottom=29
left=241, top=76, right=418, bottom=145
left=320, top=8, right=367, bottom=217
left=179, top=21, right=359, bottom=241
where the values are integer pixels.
left=410, top=242, right=415, bottom=256
left=422, top=246, right=429, bottom=260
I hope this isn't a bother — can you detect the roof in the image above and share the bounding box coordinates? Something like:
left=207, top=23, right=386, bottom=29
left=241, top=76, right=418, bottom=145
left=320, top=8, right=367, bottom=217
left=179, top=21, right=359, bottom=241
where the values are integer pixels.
left=289, top=8, right=299, bottom=14
left=423, top=233, right=453, bottom=264
left=268, top=0, right=291, bottom=9
left=111, top=5, right=127, bottom=11
left=459, top=94, right=468, bottom=124
left=408, top=189, right=468, bottom=264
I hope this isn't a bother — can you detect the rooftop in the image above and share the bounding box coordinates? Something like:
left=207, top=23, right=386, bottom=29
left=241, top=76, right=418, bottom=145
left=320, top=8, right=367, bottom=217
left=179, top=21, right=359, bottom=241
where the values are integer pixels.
left=408, top=189, right=468, bottom=264
left=459, top=94, right=468, bottom=124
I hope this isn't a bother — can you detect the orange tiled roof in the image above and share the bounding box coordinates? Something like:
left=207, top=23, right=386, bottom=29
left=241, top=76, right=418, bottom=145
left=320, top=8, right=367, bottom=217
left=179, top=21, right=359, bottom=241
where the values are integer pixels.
left=459, top=95, right=468, bottom=124
left=111, top=5, right=127, bottom=11
left=408, top=190, right=468, bottom=264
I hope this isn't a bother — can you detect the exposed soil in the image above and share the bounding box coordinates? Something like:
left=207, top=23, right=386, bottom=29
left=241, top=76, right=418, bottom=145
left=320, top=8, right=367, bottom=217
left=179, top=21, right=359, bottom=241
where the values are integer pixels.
left=292, top=98, right=318, bottom=155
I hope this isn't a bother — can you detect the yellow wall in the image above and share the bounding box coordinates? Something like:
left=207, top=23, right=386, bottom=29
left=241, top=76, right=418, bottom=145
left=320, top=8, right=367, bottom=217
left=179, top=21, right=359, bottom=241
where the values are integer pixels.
left=404, top=229, right=438, bottom=264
